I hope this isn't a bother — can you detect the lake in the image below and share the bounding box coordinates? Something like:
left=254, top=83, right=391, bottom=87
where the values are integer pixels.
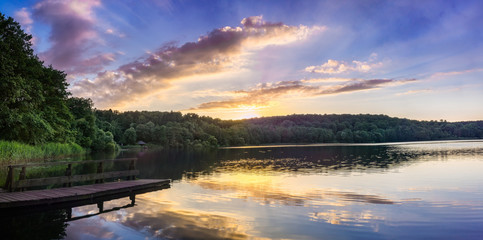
left=2, top=140, right=483, bottom=239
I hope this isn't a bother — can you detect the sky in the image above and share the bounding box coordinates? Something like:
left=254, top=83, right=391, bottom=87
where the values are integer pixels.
left=1, top=0, right=483, bottom=121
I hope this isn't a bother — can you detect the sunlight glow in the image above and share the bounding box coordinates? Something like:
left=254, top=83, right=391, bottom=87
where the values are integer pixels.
left=232, top=105, right=262, bottom=119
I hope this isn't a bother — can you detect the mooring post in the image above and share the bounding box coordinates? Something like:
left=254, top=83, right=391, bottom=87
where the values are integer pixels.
left=19, top=166, right=26, bottom=191
left=66, top=208, right=72, bottom=220
left=97, top=202, right=104, bottom=213
left=128, top=159, right=136, bottom=180
left=95, top=162, right=104, bottom=184
left=64, top=163, right=72, bottom=187
left=129, top=194, right=136, bottom=205
left=5, top=166, right=14, bottom=192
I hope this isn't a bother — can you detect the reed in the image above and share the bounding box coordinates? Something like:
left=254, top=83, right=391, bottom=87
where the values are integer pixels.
left=0, top=141, right=85, bottom=165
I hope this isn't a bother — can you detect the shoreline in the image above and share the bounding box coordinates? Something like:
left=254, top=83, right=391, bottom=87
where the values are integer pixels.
left=219, top=139, right=483, bottom=149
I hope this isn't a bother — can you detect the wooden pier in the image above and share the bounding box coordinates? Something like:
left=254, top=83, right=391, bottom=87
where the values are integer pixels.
left=0, top=158, right=170, bottom=214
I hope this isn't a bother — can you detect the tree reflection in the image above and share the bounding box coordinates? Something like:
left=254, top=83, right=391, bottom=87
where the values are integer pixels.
left=0, top=210, right=68, bottom=240
left=133, top=145, right=435, bottom=181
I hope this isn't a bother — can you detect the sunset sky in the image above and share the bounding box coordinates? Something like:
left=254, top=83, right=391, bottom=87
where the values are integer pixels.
left=2, top=0, right=482, bottom=121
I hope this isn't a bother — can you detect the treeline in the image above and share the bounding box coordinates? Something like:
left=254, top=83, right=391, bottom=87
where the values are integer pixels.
left=0, top=13, right=115, bottom=152
left=95, top=110, right=483, bottom=147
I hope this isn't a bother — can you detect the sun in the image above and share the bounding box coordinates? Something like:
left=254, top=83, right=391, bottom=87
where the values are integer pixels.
left=232, top=105, right=263, bottom=119
left=236, top=112, right=260, bottom=119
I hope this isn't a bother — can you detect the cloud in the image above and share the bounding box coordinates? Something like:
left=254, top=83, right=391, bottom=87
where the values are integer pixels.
left=14, top=8, right=37, bottom=45
left=191, top=78, right=415, bottom=111
left=14, top=8, right=33, bottom=32
left=105, top=28, right=126, bottom=38
left=301, top=77, right=355, bottom=83
left=305, top=54, right=383, bottom=74
left=396, top=89, right=433, bottom=96
left=320, top=79, right=393, bottom=94
left=192, top=81, right=318, bottom=110
left=72, top=16, right=323, bottom=108
left=32, top=0, right=116, bottom=74
left=428, top=68, right=483, bottom=80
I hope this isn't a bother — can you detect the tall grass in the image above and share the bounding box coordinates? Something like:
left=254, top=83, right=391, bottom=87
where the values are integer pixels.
left=0, top=141, right=85, bottom=165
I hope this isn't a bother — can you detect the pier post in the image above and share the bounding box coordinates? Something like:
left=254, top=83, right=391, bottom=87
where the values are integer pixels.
left=97, top=202, right=104, bottom=213
left=19, top=167, right=26, bottom=191
left=5, top=166, right=14, bottom=192
left=95, top=162, right=104, bottom=183
left=128, top=159, right=136, bottom=180
left=66, top=208, right=72, bottom=220
left=64, top=164, right=72, bottom=187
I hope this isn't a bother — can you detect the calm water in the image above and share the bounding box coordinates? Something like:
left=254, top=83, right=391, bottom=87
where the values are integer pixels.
left=2, top=141, right=483, bottom=239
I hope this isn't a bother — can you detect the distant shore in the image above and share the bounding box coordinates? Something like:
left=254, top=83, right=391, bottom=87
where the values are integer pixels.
left=219, top=139, right=483, bottom=149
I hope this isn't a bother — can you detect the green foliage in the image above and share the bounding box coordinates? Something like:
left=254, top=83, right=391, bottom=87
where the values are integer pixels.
left=91, top=129, right=117, bottom=152
left=72, top=117, right=95, bottom=148
left=67, top=97, right=94, bottom=120
left=95, top=111, right=483, bottom=148
left=68, top=99, right=97, bottom=149
left=123, top=127, right=137, bottom=145
left=14, top=112, right=55, bottom=145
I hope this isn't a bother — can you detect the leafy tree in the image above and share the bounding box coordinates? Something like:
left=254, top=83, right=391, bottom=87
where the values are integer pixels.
left=0, top=13, right=72, bottom=144
left=123, top=127, right=137, bottom=145
left=67, top=97, right=97, bottom=148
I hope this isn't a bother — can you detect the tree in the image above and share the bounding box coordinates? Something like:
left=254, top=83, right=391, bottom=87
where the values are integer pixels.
left=123, top=127, right=137, bottom=145
left=0, top=13, right=72, bottom=144
left=67, top=97, right=94, bottom=120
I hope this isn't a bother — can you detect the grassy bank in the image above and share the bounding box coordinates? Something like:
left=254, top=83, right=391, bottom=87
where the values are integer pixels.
left=0, top=140, right=85, bottom=165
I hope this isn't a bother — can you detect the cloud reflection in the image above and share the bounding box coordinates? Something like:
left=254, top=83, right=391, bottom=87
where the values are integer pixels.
left=309, top=209, right=385, bottom=226
left=68, top=198, right=252, bottom=240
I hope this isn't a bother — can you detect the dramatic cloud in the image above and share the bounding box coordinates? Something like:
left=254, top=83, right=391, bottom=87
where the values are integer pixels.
left=191, top=78, right=415, bottom=111
left=72, top=16, right=323, bottom=108
left=305, top=54, right=383, bottom=74
left=32, top=0, right=116, bottom=74
left=192, top=81, right=318, bottom=110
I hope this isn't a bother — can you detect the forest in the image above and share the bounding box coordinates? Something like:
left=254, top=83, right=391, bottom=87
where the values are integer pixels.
left=95, top=110, right=483, bottom=148
left=2, top=12, right=483, bottom=154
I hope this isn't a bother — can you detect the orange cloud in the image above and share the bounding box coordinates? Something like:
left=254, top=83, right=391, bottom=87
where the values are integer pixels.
left=72, top=16, right=323, bottom=108
left=191, top=81, right=317, bottom=110
left=190, top=79, right=416, bottom=111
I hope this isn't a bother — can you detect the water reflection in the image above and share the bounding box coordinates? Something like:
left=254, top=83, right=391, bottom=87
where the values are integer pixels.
left=3, top=141, right=483, bottom=239
left=67, top=197, right=251, bottom=239
left=0, top=183, right=169, bottom=239
left=309, top=209, right=385, bottom=226
left=129, top=142, right=483, bottom=182
left=72, top=142, right=481, bottom=239
left=0, top=209, right=68, bottom=240
left=194, top=177, right=396, bottom=207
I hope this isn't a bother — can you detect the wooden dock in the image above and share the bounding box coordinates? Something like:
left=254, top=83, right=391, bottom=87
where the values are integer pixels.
left=0, top=179, right=170, bottom=210
left=0, top=158, right=171, bottom=215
